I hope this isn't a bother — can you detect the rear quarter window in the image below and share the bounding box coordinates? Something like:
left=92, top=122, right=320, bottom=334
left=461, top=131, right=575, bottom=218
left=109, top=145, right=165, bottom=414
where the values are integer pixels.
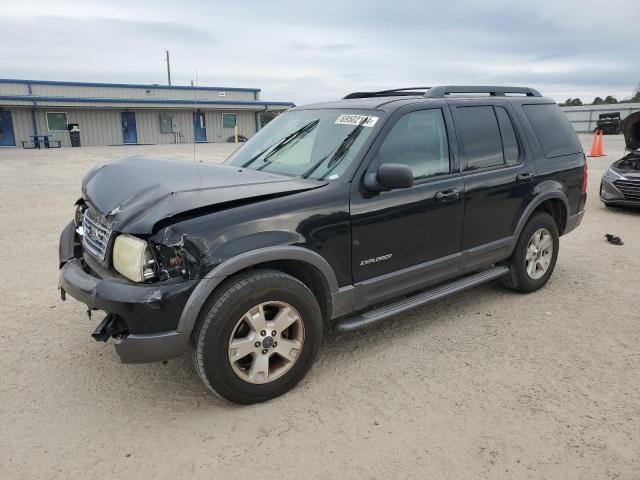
left=523, top=104, right=582, bottom=158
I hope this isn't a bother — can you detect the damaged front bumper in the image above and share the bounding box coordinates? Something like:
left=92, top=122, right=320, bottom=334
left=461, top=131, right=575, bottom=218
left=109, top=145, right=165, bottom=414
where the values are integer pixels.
left=58, top=222, right=198, bottom=363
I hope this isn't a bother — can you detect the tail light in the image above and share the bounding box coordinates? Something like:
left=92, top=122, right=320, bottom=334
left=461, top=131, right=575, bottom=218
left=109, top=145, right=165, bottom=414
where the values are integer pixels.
left=581, top=157, right=588, bottom=193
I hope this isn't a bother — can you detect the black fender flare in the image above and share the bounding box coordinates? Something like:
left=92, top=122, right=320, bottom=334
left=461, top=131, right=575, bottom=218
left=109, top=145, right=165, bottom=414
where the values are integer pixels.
left=176, top=246, right=340, bottom=333
left=513, top=185, right=570, bottom=244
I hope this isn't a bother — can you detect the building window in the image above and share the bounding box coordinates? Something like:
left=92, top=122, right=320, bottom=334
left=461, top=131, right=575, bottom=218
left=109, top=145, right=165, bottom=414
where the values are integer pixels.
left=159, top=112, right=173, bottom=133
left=46, top=112, right=68, bottom=131
left=259, top=111, right=279, bottom=128
left=222, top=113, right=237, bottom=129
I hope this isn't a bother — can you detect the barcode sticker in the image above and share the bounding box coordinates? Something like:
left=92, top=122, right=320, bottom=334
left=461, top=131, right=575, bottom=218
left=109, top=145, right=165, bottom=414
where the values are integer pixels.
left=335, top=114, right=379, bottom=127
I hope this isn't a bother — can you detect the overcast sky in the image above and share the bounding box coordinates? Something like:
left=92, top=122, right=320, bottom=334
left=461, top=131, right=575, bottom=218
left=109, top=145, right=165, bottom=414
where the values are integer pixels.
left=1, top=0, right=638, bottom=105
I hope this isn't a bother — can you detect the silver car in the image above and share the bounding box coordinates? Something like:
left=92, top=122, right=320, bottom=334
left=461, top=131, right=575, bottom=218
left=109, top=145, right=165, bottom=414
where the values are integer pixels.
left=600, top=111, right=640, bottom=208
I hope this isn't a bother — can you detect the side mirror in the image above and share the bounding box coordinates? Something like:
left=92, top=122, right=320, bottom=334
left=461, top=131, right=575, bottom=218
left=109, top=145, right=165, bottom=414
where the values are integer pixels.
left=364, top=163, right=414, bottom=192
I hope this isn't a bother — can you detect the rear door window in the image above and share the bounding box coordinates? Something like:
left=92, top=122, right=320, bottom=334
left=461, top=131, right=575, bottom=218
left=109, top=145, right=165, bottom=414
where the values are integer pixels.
left=455, top=106, right=504, bottom=170
left=495, top=107, right=520, bottom=165
left=523, top=103, right=582, bottom=158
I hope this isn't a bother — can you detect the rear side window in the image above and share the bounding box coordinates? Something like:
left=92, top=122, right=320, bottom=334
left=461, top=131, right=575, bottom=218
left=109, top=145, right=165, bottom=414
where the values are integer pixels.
left=455, top=106, right=505, bottom=170
left=523, top=104, right=582, bottom=158
left=495, top=107, right=520, bottom=165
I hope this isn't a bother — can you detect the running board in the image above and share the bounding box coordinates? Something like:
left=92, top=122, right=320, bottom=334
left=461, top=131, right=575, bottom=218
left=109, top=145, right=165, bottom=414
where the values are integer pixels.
left=336, top=266, right=509, bottom=332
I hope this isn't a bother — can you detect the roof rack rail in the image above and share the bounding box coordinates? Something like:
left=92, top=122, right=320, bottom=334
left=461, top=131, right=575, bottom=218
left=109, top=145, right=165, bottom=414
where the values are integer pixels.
left=343, top=85, right=542, bottom=100
left=424, top=85, right=542, bottom=98
left=343, top=87, right=432, bottom=99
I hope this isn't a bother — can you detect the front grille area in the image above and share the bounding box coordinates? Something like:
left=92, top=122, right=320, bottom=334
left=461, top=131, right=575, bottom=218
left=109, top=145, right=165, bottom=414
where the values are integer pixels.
left=613, top=179, right=640, bottom=201
left=82, top=208, right=112, bottom=261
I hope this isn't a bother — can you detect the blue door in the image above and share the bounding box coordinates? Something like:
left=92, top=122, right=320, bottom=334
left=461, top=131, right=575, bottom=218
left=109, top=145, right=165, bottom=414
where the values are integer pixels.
left=193, top=111, right=207, bottom=142
left=0, top=111, right=16, bottom=147
left=121, top=112, right=137, bottom=144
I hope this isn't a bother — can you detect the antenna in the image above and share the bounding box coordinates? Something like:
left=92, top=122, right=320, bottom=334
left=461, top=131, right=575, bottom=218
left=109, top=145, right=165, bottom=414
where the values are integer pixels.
left=193, top=67, right=199, bottom=162
left=192, top=67, right=204, bottom=187
left=165, top=50, right=172, bottom=86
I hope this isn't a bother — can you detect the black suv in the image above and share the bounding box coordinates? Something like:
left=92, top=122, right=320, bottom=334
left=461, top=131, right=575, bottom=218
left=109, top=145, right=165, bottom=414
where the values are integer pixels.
left=596, top=112, right=623, bottom=135
left=59, top=86, right=587, bottom=403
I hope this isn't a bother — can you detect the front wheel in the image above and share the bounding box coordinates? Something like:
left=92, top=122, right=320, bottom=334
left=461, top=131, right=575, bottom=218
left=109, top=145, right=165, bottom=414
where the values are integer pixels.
left=502, top=212, right=559, bottom=293
left=192, top=269, right=323, bottom=404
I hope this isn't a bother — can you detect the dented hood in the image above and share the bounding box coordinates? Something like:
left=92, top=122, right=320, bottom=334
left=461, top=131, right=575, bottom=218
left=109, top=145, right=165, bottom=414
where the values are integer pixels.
left=82, top=156, right=325, bottom=234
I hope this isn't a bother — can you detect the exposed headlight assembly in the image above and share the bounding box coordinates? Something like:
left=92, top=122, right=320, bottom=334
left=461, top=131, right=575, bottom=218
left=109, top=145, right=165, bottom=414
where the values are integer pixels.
left=604, top=168, right=624, bottom=180
left=74, top=203, right=86, bottom=228
left=113, top=234, right=156, bottom=282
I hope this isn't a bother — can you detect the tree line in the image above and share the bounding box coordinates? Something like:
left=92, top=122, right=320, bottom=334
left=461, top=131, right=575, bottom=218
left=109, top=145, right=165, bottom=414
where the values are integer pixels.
left=560, top=82, right=640, bottom=107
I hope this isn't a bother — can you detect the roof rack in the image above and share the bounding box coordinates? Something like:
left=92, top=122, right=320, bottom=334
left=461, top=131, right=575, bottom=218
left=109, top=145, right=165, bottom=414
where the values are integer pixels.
left=424, top=85, right=542, bottom=98
left=342, top=85, right=542, bottom=100
left=343, top=87, right=432, bottom=99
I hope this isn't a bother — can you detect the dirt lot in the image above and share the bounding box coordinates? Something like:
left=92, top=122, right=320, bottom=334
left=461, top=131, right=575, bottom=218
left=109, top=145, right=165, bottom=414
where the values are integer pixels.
left=1, top=135, right=638, bottom=480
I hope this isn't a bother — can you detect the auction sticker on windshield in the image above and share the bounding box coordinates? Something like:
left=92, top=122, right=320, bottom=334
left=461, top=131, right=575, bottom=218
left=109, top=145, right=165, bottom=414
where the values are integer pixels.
left=335, top=114, right=379, bottom=127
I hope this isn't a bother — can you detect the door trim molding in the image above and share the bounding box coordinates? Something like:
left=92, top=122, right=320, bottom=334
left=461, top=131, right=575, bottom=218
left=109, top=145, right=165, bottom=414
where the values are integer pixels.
left=351, top=236, right=518, bottom=312
left=353, top=251, right=463, bottom=310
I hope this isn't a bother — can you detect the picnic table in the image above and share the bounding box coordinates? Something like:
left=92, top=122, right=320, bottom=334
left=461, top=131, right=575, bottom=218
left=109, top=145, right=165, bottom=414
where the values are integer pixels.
left=21, top=134, right=62, bottom=149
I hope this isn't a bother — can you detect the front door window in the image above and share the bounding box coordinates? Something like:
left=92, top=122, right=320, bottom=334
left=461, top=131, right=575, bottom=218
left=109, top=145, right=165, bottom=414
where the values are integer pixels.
left=377, top=109, right=450, bottom=181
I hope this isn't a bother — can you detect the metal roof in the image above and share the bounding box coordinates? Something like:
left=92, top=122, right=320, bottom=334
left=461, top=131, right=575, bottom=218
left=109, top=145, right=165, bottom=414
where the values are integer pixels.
left=0, top=94, right=294, bottom=108
left=0, top=78, right=261, bottom=93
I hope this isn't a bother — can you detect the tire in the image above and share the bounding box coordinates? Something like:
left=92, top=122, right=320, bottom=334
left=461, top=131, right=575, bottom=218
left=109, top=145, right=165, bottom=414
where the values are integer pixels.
left=502, top=212, right=559, bottom=293
left=192, top=269, right=323, bottom=404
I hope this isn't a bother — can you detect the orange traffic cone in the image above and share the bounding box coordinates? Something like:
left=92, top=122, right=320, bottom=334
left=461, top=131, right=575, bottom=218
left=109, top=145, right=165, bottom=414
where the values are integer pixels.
left=597, top=129, right=605, bottom=156
left=588, top=129, right=604, bottom=157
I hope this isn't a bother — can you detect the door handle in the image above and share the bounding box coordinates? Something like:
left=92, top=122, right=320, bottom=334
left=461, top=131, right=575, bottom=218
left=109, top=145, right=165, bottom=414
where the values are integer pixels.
left=516, top=172, right=534, bottom=182
left=435, top=188, right=460, bottom=202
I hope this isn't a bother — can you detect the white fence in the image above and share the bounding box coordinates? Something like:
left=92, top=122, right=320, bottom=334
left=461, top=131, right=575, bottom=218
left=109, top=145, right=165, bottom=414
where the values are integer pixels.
left=561, top=103, right=640, bottom=133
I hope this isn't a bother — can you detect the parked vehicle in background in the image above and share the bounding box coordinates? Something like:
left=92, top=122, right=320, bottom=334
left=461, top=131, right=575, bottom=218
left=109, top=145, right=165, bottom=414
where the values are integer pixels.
left=596, top=112, right=622, bottom=135
left=600, top=111, right=640, bottom=207
left=59, top=85, right=587, bottom=404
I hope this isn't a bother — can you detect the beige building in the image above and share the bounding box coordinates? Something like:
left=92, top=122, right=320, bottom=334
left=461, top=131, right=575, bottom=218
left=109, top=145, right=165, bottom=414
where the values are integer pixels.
left=0, top=78, right=293, bottom=147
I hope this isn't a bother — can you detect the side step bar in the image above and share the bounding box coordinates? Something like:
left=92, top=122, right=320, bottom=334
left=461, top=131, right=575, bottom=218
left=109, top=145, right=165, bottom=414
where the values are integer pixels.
left=336, top=266, right=509, bottom=332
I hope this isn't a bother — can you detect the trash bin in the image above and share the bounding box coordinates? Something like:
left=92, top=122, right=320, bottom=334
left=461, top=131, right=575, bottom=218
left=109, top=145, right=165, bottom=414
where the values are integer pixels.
left=69, top=131, right=81, bottom=147
left=68, top=123, right=81, bottom=147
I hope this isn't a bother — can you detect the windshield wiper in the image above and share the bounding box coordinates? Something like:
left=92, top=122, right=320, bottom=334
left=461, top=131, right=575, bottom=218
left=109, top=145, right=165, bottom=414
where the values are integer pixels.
left=241, top=120, right=319, bottom=169
left=301, top=118, right=367, bottom=179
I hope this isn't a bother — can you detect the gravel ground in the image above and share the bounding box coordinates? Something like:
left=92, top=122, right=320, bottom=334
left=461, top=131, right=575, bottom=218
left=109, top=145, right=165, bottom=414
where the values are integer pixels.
left=0, top=135, right=638, bottom=480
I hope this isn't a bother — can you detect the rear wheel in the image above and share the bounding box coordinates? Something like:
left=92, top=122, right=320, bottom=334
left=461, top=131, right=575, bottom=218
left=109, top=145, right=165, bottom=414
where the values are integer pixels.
left=502, top=212, right=559, bottom=293
left=192, top=269, right=323, bottom=404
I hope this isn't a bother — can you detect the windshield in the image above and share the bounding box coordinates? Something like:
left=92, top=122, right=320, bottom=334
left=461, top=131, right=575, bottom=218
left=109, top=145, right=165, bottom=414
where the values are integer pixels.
left=225, top=109, right=381, bottom=180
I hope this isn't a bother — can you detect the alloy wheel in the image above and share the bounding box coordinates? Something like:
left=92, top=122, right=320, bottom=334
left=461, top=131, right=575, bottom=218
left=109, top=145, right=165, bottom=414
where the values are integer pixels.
left=525, top=227, right=553, bottom=280
left=227, top=301, right=305, bottom=384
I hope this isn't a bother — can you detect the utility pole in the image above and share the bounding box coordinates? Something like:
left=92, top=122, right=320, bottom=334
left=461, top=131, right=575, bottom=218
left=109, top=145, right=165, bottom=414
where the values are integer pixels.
left=165, top=49, right=172, bottom=86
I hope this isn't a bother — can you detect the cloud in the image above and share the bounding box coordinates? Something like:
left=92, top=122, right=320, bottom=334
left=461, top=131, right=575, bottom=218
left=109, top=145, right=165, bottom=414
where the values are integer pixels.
left=287, top=42, right=358, bottom=53
left=0, top=0, right=637, bottom=104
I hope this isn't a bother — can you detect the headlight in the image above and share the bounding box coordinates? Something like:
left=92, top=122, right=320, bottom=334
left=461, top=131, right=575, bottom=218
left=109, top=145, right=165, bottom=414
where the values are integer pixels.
left=74, top=204, right=85, bottom=227
left=113, top=234, right=156, bottom=282
left=604, top=168, right=624, bottom=180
